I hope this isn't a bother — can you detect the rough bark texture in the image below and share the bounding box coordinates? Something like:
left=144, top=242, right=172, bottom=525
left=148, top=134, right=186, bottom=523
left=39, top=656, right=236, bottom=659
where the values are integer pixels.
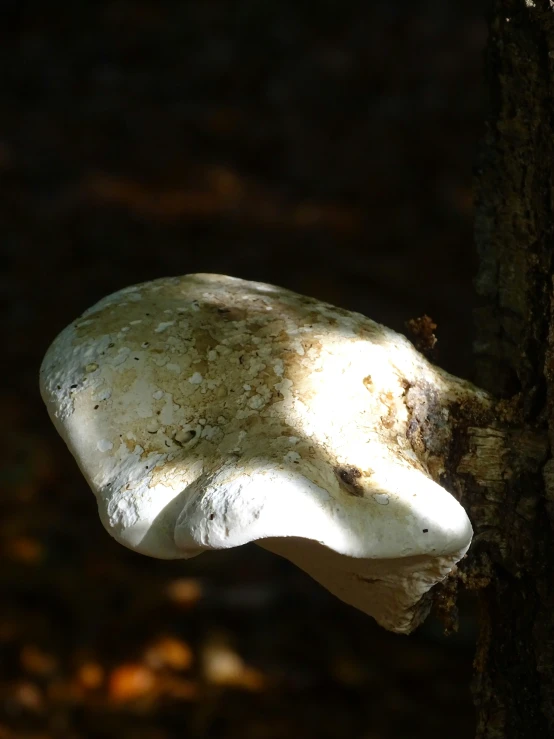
left=470, top=1, right=554, bottom=736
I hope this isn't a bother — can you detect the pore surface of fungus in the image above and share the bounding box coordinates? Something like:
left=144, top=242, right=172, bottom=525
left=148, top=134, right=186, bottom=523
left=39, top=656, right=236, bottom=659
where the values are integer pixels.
left=40, top=274, right=478, bottom=633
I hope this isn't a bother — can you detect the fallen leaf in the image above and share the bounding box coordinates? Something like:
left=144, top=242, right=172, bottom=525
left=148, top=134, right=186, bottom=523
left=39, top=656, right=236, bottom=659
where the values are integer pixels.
left=108, top=664, right=157, bottom=703
left=165, top=578, right=203, bottom=608
left=76, top=662, right=104, bottom=691
left=144, top=636, right=193, bottom=672
left=7, top=537, right=44, bottom=564
left=20, top=645, right=58, bottom=676
left=201, top=635, right=266, bottom=692
left=11, top=682, right=44, bottom=713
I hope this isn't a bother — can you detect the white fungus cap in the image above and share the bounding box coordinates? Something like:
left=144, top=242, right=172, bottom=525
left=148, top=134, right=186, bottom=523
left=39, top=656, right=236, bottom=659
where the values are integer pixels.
left=40, top=274, right=473, bottom=633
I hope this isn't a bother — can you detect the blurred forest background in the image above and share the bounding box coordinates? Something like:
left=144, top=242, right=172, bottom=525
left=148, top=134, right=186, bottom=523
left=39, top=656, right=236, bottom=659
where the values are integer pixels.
left=2, top=1, right=490, bottom=737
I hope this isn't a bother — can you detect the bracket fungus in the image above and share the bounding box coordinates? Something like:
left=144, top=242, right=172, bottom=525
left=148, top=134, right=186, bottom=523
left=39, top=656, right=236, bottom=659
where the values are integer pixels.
left=40, top=274, right=483, bottom=634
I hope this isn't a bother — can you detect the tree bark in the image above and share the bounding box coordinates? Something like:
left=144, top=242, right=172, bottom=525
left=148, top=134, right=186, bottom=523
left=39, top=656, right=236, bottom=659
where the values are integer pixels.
left=470, top=1, right=554, bottom=736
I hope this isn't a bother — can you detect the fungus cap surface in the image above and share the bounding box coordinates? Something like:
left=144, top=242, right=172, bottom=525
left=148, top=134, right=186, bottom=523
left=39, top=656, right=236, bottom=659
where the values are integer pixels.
left=40, top=274, right=473, bottom=633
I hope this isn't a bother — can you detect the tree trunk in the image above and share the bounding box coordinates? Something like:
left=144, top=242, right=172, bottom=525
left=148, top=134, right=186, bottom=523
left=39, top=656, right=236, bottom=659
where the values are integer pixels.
left=471, top=1, right=554, bottom=736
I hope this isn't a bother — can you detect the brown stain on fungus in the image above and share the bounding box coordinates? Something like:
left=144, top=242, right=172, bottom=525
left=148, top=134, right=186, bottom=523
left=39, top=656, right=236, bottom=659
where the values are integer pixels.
left=363, top=375, right=373, bottom=391
left=335, top=465, right=364, bottom=496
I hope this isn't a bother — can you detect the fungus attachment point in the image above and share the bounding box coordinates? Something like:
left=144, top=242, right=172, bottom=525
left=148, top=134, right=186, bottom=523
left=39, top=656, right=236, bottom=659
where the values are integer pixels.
left=40, top=274, right=476, bottom=634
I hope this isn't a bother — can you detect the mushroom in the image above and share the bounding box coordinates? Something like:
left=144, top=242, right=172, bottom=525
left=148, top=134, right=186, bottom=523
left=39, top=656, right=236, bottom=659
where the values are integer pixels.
left=40, top=273, right=479, bottom=634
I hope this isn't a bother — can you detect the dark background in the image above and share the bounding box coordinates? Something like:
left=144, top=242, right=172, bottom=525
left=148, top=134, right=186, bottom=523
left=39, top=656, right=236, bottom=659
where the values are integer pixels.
left=2, top=2, right=488, bottom=737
